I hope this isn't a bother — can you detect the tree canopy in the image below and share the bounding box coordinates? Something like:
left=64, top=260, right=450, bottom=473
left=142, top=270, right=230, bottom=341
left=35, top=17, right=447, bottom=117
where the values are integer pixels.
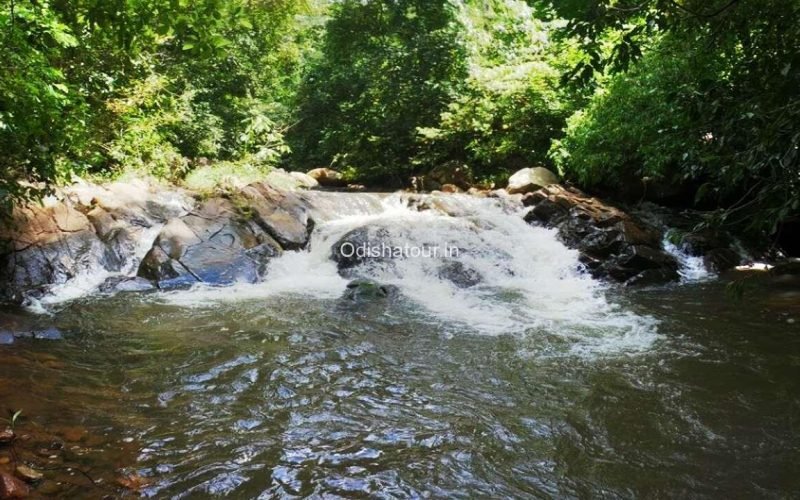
left=1, top=0, right=798, bottom=242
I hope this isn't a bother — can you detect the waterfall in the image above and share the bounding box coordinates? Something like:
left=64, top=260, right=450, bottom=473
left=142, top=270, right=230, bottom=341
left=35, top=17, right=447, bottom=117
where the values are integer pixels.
left=163, top=192, right=659, bottom=355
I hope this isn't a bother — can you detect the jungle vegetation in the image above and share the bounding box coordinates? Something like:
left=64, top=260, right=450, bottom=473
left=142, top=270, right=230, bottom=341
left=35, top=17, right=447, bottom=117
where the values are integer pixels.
left=1, top=0, right=797, bottom=242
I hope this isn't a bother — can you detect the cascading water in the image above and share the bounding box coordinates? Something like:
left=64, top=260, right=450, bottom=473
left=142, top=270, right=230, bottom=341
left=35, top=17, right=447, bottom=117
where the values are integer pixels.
left=163, top=192, right=658, bottom=356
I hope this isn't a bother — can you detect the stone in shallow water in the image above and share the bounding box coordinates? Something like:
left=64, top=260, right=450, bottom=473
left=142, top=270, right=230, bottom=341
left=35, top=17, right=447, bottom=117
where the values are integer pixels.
left=0, top=470, right=29, bottom=498
left=33, top=327, right=63, bottom=341
left=99, top=276, right=156, bottom=294
left=0, top=332, right=14, bottom=345
left=15, top=465, right=43, bottom=483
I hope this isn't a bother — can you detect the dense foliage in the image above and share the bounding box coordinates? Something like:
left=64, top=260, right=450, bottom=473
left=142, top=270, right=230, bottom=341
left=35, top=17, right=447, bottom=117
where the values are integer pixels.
left=1, top=0, right=798, bottom=242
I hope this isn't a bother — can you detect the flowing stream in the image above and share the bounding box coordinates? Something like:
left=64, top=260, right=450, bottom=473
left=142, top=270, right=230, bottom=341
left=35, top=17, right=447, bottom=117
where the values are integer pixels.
left=0, top=192, right=798, bottom=497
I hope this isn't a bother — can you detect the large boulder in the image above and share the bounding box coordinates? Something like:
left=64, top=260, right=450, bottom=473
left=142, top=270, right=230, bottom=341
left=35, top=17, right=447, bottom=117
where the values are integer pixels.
left=307, top=168, right=348, bottom=188
left=523, top=185, right=679, bottom=285
left=331, top=225, right=393, bottom=271
left=137, top=198, right=282, bottom=289
left=239, top=182, right=315, bottom=250
left=507, top=167, right=559, bottom=195
left=0, top=201, right=112, bottom=303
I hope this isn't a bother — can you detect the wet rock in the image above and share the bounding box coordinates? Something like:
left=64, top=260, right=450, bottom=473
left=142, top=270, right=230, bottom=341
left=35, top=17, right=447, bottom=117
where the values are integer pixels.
left=0, top=470, right=29, bottom=498
left=33, top=327, right=62, bottom=341
left=0, top=333, right=14, bottom=346
left=14, top=466, right=42, bottom=483
left=331, top=226, right=392, bottom=270
left=239, top=183, right=314, bottom=250
left=507, top=167, right=559, bottom=195
left=0, top=201, right=109, bottom=303
left=0, top=180, right=192, bottom=304
left=524, top=185, right=678, bottom=285
left=343, top=280, right=398, bottom=302
left=98, top=276, right=156, bottom=294
left=307, top=168, right=347, bottom=188
left=703, top=248, right=740, bottom=273
left=438, top=261, right=482, bottom=288
left=138, top=198, right=282, bottom=289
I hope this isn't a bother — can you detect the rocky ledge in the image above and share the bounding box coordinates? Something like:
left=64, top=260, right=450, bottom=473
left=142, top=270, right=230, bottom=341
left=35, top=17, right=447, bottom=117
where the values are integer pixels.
left=0, top=167, right=748, bottom=305
left=0, top=178, right=315, bottom=305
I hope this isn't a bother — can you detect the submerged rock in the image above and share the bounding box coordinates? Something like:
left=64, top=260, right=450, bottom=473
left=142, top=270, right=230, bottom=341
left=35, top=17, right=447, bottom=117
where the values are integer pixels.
left=14, top=466, right=42, bottom=483
left=0, top=470, right=28, bottom=498
left=342, top=279, right=398, bottom=302
left=33, top=327, right=62, bottom=341
left=507, top=167, right=559, bottom=195
left=524, top=185, right=679, bottom=285
left=438, top=261, right=482, bottom=288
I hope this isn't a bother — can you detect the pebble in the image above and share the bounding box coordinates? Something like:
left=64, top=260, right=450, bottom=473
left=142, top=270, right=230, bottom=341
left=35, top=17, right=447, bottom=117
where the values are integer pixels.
left=16, top=465, right=43, bottom=483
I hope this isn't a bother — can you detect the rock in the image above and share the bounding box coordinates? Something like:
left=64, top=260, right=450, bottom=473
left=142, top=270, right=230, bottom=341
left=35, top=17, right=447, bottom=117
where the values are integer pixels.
left=0, top=332, right=13, bottom=346
left=410, top=175, right=442, bottom=192
left=427, top=162, right=473, bottom=190
left=703, top=248, right=740, bottom=272
left=681, top=229, right=731, bottom=256
left=307, top=168, right=348, bottom=188
left=289, top=171, right=319, bottom=189
left=138, top=197, right=282, bottom=289
left=0, top=201, right=109, bottom=303
left=33, top=327, right=62, bottom=341
left=0, top=429, right=14, bottom=444
left=0, top=180, right=192, bottom=304
left=440, top=184, right=461, bottom=193
left=331, top=226, right=392, bottom=271
left=14, top=466, right=42, bottom=483
left=342, top=280, right=398, bottom=302
left=239, top=183, right=315, bottom=250
left=0, top=471, right=29, bottom=498
left=98, top=276, right=156, bottom=294
left=507, top=167, right=559, bottom=195
left=625, top=268, right=681, bottom=287
left=438, top=261, right=482, bottom=288
left=524, top=185, right=678, bottom=285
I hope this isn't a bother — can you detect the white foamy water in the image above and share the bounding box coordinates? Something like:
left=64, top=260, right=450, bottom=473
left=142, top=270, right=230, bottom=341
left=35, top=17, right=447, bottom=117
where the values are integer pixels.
left=662, top=238, right=713, bottom=283
left=163, top=192, right=659, bottom=355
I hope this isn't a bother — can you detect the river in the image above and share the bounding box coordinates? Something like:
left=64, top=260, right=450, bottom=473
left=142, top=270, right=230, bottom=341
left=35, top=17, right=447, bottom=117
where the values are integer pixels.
left=0, top=193, right=798, bottom=498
